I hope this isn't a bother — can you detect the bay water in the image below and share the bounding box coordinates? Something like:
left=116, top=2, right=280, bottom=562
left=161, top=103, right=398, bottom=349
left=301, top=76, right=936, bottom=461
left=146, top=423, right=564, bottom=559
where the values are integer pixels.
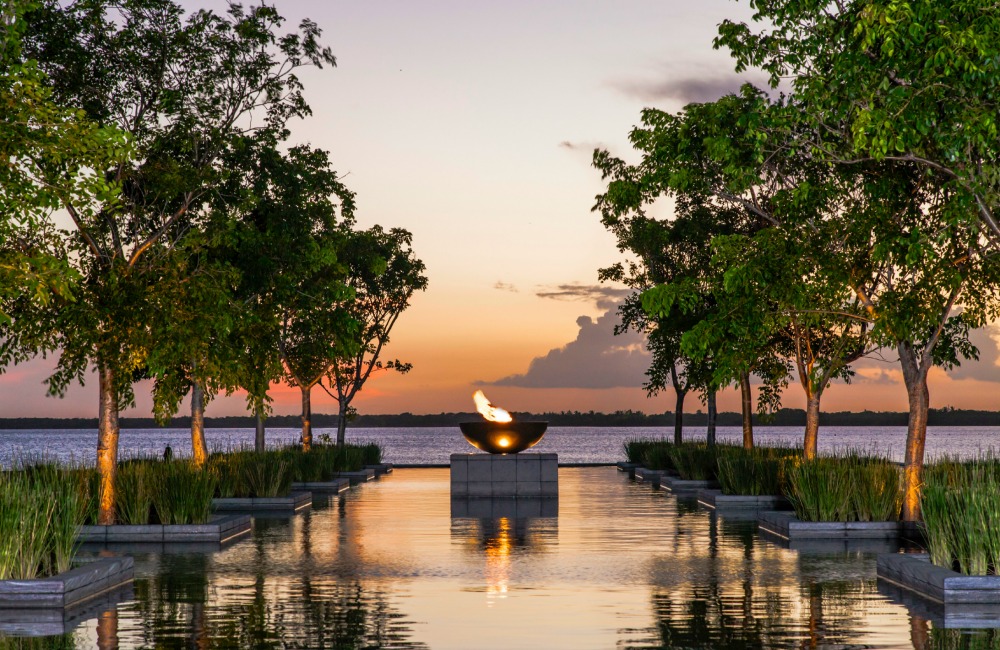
left=2, top=424, right=999, bottom=466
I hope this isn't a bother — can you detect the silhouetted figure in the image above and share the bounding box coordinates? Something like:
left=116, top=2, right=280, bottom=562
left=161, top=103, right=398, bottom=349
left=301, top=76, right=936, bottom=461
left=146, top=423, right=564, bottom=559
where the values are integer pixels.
left=163, top=444, right=173, bottom=461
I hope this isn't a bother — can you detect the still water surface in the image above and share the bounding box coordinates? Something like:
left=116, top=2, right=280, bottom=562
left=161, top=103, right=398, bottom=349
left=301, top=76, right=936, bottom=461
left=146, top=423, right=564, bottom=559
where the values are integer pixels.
left=4, top=425, right=1000, bottom=465
left=6, top=467, right=1000, bottom=648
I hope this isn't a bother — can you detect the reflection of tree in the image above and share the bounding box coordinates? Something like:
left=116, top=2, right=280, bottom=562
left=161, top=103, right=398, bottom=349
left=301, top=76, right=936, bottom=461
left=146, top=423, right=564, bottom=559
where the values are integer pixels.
left=0, top=634, right=78, bottom=649
left=921, top=627, right=1000, bottom=650
left=128, top=561, right=426, bottom=648
left=647, top=589, right=769, bottom=649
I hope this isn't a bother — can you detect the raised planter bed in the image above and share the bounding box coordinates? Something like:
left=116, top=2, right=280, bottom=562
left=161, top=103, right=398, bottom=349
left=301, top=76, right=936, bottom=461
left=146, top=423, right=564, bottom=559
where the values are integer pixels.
left=878, top=552, right=1000, bottom=606
left=334, top=469, right=376, bottom=485
left=292, top=478, right=350, bottom=493
left=78, top=514, right=251, bottom=544
left=697, top=489, right=790, bottom=511
left=0, top=556, right=133, bottom=611
left=213, top=491, right=311, bottom=512
left=616, top=462, right=638, bottom=478
left=757, top=511, right=900, bottom=540
left=660, top=475, right=718, bottom=494
left=0, top=582, right=133, bottom=637
left=366, top=463, right=393, bottom=476
left=878, top=573, right=1000, bottom=629
left=634, top=468, right=665, bottom=487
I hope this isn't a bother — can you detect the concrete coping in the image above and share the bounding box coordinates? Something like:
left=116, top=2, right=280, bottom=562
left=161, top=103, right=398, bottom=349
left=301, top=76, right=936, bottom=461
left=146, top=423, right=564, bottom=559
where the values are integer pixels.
left=0, top=556, right=134, bottom=610
left=878, top=552, right=1000, bottom=605
left=212, top=491, right=312, bottom=512
left=697, top=489, right=790, bottom=511
left=758, top=511, right=901, bottom=540
left=291, top=479, right=350, bottom=493
left=78, top=513, right=251, bottom=544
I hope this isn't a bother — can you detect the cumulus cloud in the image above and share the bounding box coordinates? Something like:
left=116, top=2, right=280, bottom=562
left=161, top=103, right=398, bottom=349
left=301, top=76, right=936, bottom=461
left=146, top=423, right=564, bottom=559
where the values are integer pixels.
left=941, top=325, right=1000, bottom=382
left=485, top=302, right=649, bottom=389
left=830, top=324, right=1000, bottom=385
left=535, top=283, right=633, bottom=310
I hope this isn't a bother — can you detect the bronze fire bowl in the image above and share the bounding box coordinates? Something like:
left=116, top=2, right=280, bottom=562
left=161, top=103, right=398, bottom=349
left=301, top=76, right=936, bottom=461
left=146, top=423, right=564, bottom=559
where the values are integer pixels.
left=459, top=421, right=548, bottom=454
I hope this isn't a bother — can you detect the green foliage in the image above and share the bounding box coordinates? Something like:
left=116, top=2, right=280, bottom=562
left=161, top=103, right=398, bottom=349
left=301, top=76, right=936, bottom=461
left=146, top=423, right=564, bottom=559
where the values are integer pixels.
left=922, top=455, right=1000, bottom=575
left=716, top=444, right=800, bottom=496
left=785, top=452, right=900, bottom=522
left=210, top=450, right=292, bottom=499
left=115, top=460, right=154, bottom=525
left=668, top=443, right=718, bottom=481
left=623, top=437, right=667, bottom=464
left=149, top=461, right=216, bottom=525
left=326, top=225, right=428, bottom=445
left=0, top=463, right=87, bottom=580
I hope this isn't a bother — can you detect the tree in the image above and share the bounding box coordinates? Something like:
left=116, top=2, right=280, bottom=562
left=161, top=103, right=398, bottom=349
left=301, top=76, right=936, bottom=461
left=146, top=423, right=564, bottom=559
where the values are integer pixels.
left=10, top=0, right=337, bottom=523
left=0, top=0, right=127, bottom=317
left=323, top=226, right=428, bottom=447
left=593, top=93, right=790, bottom=449
left=716, top=1, right=1000, bottom=520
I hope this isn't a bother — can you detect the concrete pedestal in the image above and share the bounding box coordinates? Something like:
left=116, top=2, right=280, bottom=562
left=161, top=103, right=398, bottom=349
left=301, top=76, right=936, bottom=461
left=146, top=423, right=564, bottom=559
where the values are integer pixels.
left=450, top=453, right=558, bottom=498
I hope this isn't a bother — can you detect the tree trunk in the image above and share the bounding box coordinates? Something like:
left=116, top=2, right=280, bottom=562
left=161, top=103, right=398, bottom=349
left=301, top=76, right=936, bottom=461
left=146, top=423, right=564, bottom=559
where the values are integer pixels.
left=673, top=389, right=686, bottom=446
left=804, top=393, right=821, bottom=460
left=255, top=407, right=265, bottom=453
left=337, top=400, right=348, bottom=447
left=706, top=388, right=717, bottom=447
left=96, top=607, right=118, bottom=650
left=899, top=342, right=930, bottom=523
left=301, top=385, right=312, bottom=452
left=740, top=371, right=754, bottom=450
left=190, top=382, right=208, bottom=468
left=96, top=358, right=119, bottom=525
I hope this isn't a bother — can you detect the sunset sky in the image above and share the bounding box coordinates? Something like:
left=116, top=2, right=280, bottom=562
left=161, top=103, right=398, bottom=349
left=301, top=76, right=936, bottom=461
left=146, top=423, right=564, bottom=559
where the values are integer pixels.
left=4, top=0, right=1000, bottom=419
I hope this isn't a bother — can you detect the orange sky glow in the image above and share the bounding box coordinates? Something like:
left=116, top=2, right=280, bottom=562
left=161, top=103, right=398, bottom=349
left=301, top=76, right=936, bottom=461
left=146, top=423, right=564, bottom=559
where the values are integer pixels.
left=4, top=0, right=1000, bottom=419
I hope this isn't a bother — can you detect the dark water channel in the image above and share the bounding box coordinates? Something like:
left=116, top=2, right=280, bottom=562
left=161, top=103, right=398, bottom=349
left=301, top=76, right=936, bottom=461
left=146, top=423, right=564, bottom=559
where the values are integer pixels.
left=4, top=467, right=1000, bottom=648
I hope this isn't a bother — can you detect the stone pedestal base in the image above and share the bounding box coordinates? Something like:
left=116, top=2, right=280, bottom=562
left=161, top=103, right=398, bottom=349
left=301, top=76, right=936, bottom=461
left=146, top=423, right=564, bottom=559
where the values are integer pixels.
left=450, top=453, right=557, bottom=497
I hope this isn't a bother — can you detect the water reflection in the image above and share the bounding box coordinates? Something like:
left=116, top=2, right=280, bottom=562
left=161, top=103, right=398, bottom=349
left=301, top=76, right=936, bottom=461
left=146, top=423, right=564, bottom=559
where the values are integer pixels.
left=451, top=499, right=558, bottom=604
left=12, top=468, right=1000, bottom=648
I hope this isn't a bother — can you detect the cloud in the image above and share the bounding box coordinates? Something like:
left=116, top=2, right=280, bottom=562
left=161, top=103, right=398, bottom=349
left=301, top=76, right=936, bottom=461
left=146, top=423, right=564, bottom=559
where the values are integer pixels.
left=535, top=283, right=632, bottom=310
left=608, top=67, right=771, bottom=105
left=826, top=324, right=1000, bottom=386
left=942, top=325, right=1000, bottom=382
left=494, top=281, right=518, bottom=293
left=486, top=302, right=650, bottom=389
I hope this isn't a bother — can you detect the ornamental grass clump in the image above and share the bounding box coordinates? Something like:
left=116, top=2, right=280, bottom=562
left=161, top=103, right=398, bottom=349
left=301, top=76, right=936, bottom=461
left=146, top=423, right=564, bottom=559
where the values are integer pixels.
left=209, top=450, right=292, bottom=498
left=359, top=441, right=383, bottom=466
left=668, top=443, right=717, bottom=481
left=922, top=455, right=1000, bottom=576
left=0, top=463, right=88, bottom=580
left=150, top=460, right=216, bottom=525
left=716, top=444, right=800, bottom=496
left=623, top=437, right=669, bottom=466
left=784, top=451, right=900, bottom=522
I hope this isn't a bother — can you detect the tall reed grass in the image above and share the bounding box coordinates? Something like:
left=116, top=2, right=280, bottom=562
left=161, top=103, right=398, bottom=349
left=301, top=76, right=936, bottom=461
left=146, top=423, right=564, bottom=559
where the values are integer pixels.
left=210, top=450, right=292, bottom=498
left=0, top=462, right=88, bottom=580
left=668, top=444, right=718, bottom=481
left=151, top=461, right=216, bottom=525
left=922, top=454, right=1000, bottom=575
left=716, top=444, right=800, bottom=496
left=623, top=437, right=669, bottom=466
left=784, top=451, right=900, bottom=522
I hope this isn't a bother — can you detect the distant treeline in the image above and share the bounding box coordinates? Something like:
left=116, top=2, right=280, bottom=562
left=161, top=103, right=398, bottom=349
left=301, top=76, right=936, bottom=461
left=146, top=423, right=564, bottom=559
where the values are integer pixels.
left=0, top=407, right=998, bottom=429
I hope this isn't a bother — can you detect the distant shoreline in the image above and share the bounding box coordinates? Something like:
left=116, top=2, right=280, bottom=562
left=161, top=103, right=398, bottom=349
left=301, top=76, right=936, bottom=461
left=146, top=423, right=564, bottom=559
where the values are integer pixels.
left=0, top=407, right=995, bottom=429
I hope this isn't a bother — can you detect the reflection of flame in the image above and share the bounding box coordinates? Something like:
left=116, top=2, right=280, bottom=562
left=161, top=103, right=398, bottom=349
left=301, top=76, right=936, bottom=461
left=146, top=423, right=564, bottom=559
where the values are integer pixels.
left=485, top=517, right=512, bottom=601
left=473, top=390, right=512, bottom=423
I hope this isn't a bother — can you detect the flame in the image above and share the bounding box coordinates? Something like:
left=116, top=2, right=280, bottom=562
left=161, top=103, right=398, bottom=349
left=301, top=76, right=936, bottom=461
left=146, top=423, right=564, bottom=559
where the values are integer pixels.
left=473, top=390, right=513, bottom=423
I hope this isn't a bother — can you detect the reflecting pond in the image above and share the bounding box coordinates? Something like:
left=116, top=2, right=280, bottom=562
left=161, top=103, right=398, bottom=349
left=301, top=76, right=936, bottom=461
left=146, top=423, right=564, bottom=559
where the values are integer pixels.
left=4, top=467, right=1000, bottom=648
